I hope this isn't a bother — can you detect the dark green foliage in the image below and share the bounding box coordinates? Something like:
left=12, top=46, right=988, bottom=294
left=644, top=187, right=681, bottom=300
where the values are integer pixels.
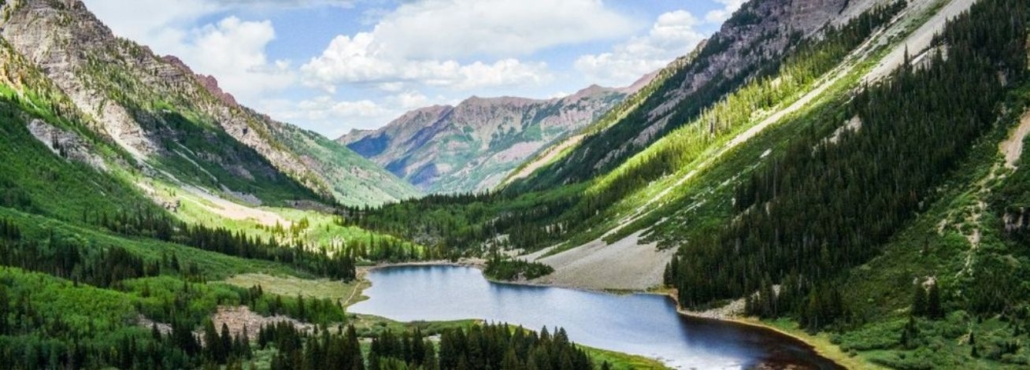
left=338, top=189, right=582, bottom=258
left=341, top=2, right=907, bottom=261
left=910, top=280, right=944, bottom=320
left=484, top=257, right=554, bottom=281
left=263, top=322, right=593, bottom=370
left=88, top=208, right=357, bottom=281
left=0, top=267, right=254, bottom=370
left=259, top=322, right=365, bottom=370
left=513, top=1, right=906, bottom=192
left=666, top=0, right=1028, bottom=331
left=0, top=97, right=163, bottom=224
left=912, top=284, right=928, bottom=318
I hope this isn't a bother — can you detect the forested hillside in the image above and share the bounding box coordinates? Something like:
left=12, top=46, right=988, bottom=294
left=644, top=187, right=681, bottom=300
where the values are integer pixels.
left=3, top=0, right=1030, bottom=368
left=340, top=0, right=908, bottom=257
left=507, top=0, right=862, bottom=191
left=340, top=0, right=1030, bottom=367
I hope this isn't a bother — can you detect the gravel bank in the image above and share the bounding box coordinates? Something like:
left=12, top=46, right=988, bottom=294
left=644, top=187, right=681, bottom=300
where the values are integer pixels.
left=525, top=231, right=676, bottom=291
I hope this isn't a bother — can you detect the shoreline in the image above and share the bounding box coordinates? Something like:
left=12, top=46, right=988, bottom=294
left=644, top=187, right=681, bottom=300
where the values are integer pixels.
left=352, top=261, right=852, bottom=369
left=359, top=258, right=488, bottom=272
left=663, top=289, right=857, bottom=370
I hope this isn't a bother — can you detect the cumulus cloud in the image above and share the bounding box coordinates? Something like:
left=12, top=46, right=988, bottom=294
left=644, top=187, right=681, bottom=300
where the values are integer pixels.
left=84, top=1, right=300, bottom=103
left=370, top=0, right=635, bottom=59
left=185, top=18, right=295, bottom=100
left=301, top=32, right=553, bottom=92
left=575, top=10, right=706, bottom=87
left=262, top=91, right=448, bottom=137
left=298, top=0, right=631, bottom=92
left=705, top=0, right=747, bottom=24
left=388, top=91, right=432, bottom=111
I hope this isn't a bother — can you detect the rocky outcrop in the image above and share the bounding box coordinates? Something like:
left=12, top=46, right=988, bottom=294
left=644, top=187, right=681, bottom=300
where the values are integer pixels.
left=519, top=0, right=884, bottom=188
left=0, top=0, right=418, bottom=206
left=340, top=83, right=638, bottom=193
left=27, top=118, right=107, bottom=170
left=645, top=0, right=854, bottom=148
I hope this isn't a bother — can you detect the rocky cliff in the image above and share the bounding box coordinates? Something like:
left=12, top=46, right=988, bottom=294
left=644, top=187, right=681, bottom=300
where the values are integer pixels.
left=0, top=0, right=418, bottom=206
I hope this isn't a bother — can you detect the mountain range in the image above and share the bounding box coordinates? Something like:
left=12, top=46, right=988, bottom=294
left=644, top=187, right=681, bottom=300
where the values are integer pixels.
left=339, top=76, right=654, bottom=193
left=1, top=0, right=1029, bottom=369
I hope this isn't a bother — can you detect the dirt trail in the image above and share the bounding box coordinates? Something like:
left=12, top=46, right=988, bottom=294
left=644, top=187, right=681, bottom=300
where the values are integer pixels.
left=1001, top=110, right=1030, bottom=169
left=952, top=110, right=1029, bottom=277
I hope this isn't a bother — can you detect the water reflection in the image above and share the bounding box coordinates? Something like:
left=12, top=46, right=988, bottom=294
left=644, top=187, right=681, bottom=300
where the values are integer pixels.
left=349, top=265, right=840, bottom=370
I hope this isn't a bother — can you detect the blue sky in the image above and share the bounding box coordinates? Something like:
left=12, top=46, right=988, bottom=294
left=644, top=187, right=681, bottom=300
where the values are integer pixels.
left=82, top=0, right=744, bottom=138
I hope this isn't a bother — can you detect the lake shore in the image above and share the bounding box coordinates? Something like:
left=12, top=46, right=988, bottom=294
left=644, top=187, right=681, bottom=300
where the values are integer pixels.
left=663, top=289, right=866, bottom=370
left=359, top=258, right=488, bottom=272
left=353, top=261, right=854, bottom=369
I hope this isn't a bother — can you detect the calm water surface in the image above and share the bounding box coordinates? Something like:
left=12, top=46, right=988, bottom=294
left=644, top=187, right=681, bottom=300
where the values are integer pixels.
left=349, top=265, right=841, bottom=370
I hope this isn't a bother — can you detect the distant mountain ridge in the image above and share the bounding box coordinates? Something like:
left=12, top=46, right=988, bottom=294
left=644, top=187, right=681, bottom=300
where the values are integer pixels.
left=339, top=76, right=653, bottom=193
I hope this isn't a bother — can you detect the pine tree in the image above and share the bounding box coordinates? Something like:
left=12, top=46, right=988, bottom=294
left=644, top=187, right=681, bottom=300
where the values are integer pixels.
left=927, top=282, right=943, bottom=319
left=912, top=284, right=927, bottom=317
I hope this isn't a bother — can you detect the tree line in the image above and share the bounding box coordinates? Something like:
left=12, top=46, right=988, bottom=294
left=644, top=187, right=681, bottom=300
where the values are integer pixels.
left=85, top=208, right=357, bottom=281
left=338, top=1, right=908, bottom=262
left=666, top=0, right=1028, bottom=330
left=259, top=322, right=599, bottom=370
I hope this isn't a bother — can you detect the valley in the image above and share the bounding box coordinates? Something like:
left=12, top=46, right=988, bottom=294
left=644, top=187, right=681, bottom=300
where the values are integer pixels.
left=0, top=0, right=1028, bottom=369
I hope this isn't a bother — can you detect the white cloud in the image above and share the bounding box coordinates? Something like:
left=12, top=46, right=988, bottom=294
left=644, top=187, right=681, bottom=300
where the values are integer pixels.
left=705, top=0, right=747, bottom=24
left=371, top=0, right=635, bottom=59
left=575, top=10, right=706, bottom=87
left=389, top=91, right=432, bottom=111
left=301, top=33, right=552, bottom=92
left=264, top=96, right=390, bottom=136
left=299, top=0, right=631, bottom=93
left=261, top=91, right=451, bottom=137
left=83, top=1, right=300, bottom=104
left=180, top=17, right=295, bottom=101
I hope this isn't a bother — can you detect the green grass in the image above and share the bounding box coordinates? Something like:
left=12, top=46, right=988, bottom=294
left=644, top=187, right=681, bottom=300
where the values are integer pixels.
left=759, top=318, right=888, bottom=370
left=348, top=315, right=478, bottom=338
left=274, top=124, right=421, bottom=206
left=224, top=273, right=369, bottom=307
left=581, top=346, right=671, bottom=370
left=0, top=97, right=161, bottom=223
left=0, top=207, right=303, bottom=280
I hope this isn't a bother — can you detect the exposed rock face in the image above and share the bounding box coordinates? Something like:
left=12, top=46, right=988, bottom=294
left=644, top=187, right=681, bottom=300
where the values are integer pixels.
left=0, top=0, right=418, bottom=206
left=27, top=119, right=107, bottom=170
left=340, top=82, right=643, bottom=193
left=1, top=0, right=159, bottom=159
left=518, top=0, right=876, bottom=187
left=644, top=0, right=853, bottom=153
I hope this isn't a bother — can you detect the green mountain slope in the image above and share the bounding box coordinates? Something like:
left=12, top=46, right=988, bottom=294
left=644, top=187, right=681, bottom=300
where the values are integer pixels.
left=506, top=0, right=864, bottom=192
left=341, top=0, right=1030, bottom=368
left=0, top=0, right=418, bottom=207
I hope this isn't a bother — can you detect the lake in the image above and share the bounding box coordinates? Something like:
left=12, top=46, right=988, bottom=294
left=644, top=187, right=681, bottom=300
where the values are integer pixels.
left=348, top=265, right=841, bottom=369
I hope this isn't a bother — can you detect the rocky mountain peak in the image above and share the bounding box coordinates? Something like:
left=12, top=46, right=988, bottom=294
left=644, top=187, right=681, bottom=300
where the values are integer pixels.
left=339, top=80, right=635, bottom=193
left=0, top=0, right=420, bottom=205
left=159, top=55, right=239, bottom=108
